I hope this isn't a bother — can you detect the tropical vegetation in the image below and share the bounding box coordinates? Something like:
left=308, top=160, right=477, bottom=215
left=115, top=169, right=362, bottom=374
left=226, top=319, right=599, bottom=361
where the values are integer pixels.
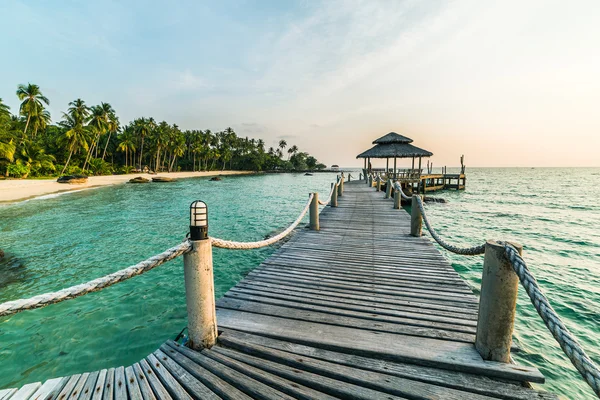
left=0, top=84, right=327, bottom=178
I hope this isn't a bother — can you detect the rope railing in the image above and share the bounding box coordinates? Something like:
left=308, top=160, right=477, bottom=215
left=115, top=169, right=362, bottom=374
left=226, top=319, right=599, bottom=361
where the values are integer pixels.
left=381, top=177, right=600, bottom=397
left=505, top=244, right=600, bottom=397
left=318, top=180, right=337, bottom=206
left=211, top=193, right=314, bottom=250
left=0, top=241, right=192, bottom=318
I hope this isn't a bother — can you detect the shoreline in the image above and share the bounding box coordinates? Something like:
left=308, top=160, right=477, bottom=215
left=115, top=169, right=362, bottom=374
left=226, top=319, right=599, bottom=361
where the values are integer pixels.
left=0, top=171, right=254, bottom=204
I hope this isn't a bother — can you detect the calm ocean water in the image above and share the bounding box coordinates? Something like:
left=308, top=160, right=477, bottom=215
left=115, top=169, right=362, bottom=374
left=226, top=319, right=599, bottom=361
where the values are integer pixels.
left=1, top=169, right=599, bottom=398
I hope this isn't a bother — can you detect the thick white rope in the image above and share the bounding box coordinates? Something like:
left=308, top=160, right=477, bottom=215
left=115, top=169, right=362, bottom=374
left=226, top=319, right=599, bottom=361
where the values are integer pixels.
left=0, top=241, right=192, bottom=318
left=505, top=244, right=600, bottom=397
left=211, top=194, right=314, bottom=250
left=318, top=182, right=337, bottom=206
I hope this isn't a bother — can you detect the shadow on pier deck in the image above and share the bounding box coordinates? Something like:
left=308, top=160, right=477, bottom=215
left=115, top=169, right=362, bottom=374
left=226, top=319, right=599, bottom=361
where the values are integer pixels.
left=1, top=181, right=558, bottom=400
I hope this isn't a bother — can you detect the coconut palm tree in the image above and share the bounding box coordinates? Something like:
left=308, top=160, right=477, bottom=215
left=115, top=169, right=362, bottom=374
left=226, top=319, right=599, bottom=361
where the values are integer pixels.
left=60, top=100, right=91, bottom=174
left=278, top=139, right=287, bottom=158
left=287, top=144, right=298, bottom=160
left=117, top=128, right=136, bottom=168
left=16, top=83, right=50, bottom=137
left=101, top=103, right=119, bottom=161
left=18, top=141, right=56, bottom=177
left=30, top=110, right=51, bottom=138
left=0, top=98, right=10, bottom=120
left=84, top=105, right=109, bottom=170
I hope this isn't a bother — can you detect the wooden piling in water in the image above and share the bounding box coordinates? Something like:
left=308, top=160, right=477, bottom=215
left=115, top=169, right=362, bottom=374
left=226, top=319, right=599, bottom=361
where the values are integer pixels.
left=309, top=192, right=320, bottom=231
left=475, top=240, right=522, bottom=362
left=410, top=196, right=422, bottom=237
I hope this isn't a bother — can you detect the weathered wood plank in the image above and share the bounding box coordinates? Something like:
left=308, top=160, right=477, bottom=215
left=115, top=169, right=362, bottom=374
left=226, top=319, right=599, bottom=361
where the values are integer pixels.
left=138, top=360, right=172, bottom=400
left=160, top=342, right=251, bottom=400
left=221, top=330, right=558, bottom=400
left=101, top=368, right=115, bottom=400
left=113, top=368, right=126, bottom=400
left=8, top=382, right=41, bottom=400
left=146, top=353, right=192, bottom=400
left=131, top=363, right=156, bottom=400
left=78, top=371, right=99, bottom=400
left=124, top=366, right=143, bottom=400
left=0, top=389, right=17, bottom=400
left=91, top=370, right=107, bottom=400
left=152, top=349, right=219, bottom=399
left=53, top=374, right=81, bottom=400
left=216, top=309, right=545, bottom=383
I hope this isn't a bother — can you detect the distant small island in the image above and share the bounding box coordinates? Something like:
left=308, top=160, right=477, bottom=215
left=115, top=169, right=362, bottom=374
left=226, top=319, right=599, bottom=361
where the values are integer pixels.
left=0, top=83, right=327, bottom=179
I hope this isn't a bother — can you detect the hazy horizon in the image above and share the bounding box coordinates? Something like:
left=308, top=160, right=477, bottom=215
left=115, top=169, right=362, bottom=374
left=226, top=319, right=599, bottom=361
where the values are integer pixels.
left=2, top=0, right=599, bottom=168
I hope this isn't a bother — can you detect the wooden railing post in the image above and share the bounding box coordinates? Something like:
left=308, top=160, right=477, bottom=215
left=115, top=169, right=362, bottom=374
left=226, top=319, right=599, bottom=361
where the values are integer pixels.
left=184, top=201, right=217, bottom=350
left=410, top=196, right=422, bottom=237
left=368, top=175, right=373, bottom=187
left=338, top=177, right=344, bottom=197
left=376, top=178, right=382, bottom=192
left=394, top=189, right=401, bottom=209
left=331, top=182, right=338, bottom=207
left=309, top=192, right=320, bottom=230
left=359, top=173, right=362, bottom=181
left=385, top=179, right=392, bottom=199
left=475, top=240, right=522, bottom=362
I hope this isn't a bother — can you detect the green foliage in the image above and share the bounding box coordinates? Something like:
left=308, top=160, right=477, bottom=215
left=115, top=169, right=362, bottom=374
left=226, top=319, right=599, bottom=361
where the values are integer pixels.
left=1, top=83, right=326, bottom=178
left=7, top=162, right=30, bottom=178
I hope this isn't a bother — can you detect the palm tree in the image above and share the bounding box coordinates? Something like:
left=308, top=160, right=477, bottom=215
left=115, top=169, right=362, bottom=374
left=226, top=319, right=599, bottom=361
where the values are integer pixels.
left=0, top=98, right=10, bottom=120
left=18, top=141, right=56, bottom=177
left=287, top=144, right=298, bottom=160
left=117, top=129, right=136, bottom=168
left=278, top=140, right=287, bottom=158
left=101, top=103, right=119, bottom=161
left=60, top=100, right=91, bottom=174
left=16, top=83, right=50, bottom=137
left=31, top=110, right=51, bottom=138
left=84, top=105, right=109, bottom=170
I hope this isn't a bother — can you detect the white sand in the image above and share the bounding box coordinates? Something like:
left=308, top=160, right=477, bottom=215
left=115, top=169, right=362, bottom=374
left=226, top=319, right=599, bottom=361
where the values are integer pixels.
left=0, top=171, right=253, bottom=203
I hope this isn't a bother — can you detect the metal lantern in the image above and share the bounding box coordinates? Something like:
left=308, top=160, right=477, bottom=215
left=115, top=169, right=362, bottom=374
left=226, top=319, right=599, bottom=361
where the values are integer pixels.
left=189, top=201, right=208, bottom=240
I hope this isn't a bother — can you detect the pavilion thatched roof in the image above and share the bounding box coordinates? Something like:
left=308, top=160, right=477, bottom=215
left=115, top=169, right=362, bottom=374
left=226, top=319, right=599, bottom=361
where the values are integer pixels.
left=356, top=143, right=433, bottom=159
left=357, top=132, right=433, bottom=159
left=372, top=132, right=413, bottom=144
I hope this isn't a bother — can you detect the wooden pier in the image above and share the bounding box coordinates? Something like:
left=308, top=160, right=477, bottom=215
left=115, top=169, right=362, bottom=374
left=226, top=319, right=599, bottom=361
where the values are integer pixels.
left=1, top=181, right=558, bottom=399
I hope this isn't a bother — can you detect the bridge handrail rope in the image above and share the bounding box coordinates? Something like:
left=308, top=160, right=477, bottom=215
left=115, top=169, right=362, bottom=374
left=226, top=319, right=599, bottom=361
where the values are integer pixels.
left=318, top=181, right=337, bottom=206
left=505, top=244, right=600, bottom=397
left=0, top=241, right=192, bottom=318
left=210, top=193, right=314, bottom=249
left=387, top=179, right=600, bottom=397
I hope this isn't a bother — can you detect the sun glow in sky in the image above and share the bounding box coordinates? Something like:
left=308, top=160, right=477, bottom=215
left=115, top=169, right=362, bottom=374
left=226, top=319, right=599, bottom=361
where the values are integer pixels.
left=1, top=0, right=599, bottom=167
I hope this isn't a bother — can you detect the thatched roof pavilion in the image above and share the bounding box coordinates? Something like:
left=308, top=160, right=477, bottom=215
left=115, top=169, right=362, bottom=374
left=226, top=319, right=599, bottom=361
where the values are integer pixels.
left=357, top=132, right=433, bottom=176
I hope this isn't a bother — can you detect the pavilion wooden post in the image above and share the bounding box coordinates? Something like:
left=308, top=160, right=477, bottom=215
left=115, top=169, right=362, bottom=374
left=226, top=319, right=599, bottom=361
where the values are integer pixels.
left=475, top=241, right=522, bottom=362
left=386, top=158, right=389, bottom=174
left=411, top=157, right=415, bottom=171
left=393, top=157, right=397, bottom=179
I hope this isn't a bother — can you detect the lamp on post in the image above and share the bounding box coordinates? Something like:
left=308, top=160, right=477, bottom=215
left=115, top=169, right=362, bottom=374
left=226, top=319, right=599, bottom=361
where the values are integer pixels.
left=184, top=200, right=217, bottom=349
left=190, top=201, right=208, bottom=240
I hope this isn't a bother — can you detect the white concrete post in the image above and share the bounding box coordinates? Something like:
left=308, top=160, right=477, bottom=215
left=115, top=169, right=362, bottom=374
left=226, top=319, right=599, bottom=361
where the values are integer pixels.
left=309, top=192, right=319, bottom=230
left=183, top=239, right=217, bottom=350
left=410, top=196, right=422, bottom=237
left=394, top=189, right=401, bottom=209
left=475, top=240, right=522, bottom=362
left=331, top=182, right=338, bottom=207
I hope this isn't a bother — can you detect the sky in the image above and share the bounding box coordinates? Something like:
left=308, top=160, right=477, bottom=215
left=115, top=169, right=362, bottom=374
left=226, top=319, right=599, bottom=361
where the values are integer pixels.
left=1, top=0, right=599, bottom=167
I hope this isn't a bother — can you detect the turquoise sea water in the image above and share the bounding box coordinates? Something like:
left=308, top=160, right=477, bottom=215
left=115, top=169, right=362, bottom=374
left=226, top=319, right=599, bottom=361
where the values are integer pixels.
left=1, top=169, right=599, bottom=398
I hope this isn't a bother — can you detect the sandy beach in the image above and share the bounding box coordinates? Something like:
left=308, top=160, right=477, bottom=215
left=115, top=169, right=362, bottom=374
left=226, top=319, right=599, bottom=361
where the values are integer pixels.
left=0, top=171, right=253, bottom=203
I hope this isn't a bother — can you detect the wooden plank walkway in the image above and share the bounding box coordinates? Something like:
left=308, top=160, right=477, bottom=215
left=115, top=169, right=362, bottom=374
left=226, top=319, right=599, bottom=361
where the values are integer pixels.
left=1, top=181, right=559, bottom=399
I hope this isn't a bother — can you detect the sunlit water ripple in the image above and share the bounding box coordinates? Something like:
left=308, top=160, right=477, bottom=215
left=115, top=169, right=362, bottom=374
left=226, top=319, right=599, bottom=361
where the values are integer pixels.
left=1, top=169, right=599, bottom=398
